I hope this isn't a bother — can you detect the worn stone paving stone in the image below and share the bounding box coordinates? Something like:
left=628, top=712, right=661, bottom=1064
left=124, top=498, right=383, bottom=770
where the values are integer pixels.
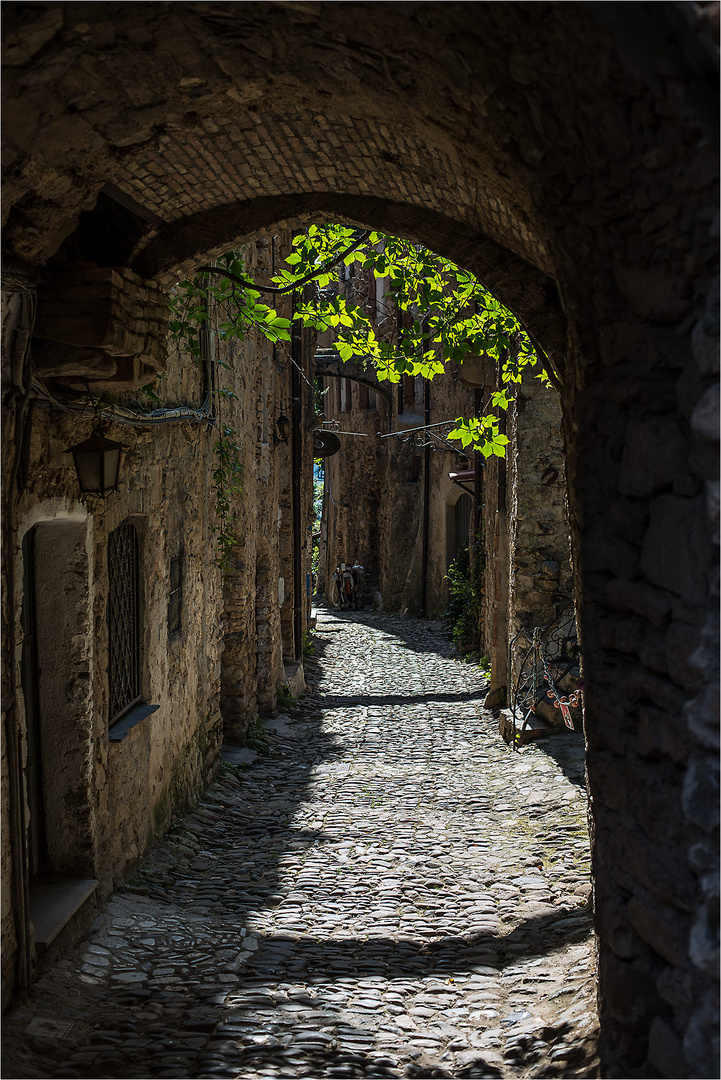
left=2, top=611, right=599, bottom=1079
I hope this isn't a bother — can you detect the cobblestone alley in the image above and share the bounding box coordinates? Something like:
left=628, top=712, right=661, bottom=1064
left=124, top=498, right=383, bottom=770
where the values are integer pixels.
left=3, top=613, right=598, bottom=1080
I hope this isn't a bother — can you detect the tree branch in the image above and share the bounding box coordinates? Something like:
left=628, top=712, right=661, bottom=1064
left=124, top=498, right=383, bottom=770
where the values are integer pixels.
left=196, top=230, right=372, bottom=296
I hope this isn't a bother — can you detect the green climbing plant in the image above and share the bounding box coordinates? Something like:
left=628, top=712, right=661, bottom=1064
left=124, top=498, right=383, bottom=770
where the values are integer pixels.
left=444, top=527, right=485, bottom=655
left=168, top=227, right=556, bottom=563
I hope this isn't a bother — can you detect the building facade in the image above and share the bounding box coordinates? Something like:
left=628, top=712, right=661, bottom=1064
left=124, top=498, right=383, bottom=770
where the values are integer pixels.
left=1, top=236, right=315, bottom=999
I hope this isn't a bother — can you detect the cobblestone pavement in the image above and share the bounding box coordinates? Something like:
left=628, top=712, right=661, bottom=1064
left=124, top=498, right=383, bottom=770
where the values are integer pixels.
left=3, top=612, right=598, bottom=1079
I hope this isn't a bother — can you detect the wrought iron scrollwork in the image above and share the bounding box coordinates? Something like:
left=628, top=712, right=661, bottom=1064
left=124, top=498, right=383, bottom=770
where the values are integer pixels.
left=508, top=598, right=582, bottom=749
left=376, top=418, right=473, bottom=454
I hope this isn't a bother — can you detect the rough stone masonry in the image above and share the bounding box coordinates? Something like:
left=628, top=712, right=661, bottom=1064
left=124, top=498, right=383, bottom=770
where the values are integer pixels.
left=2, top=4, right=718, bottom=1076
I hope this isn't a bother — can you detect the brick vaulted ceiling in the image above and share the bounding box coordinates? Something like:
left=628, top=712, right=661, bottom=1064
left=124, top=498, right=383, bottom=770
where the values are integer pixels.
left=3, top=3, right=551, bottom=265
left=3, top=2, right=717, bottom=370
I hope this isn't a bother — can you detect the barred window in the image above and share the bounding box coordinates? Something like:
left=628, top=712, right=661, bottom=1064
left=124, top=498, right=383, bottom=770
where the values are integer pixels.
left=108, top=523, right=141, bottom=723
left=168, top=554, right=182, bottom=636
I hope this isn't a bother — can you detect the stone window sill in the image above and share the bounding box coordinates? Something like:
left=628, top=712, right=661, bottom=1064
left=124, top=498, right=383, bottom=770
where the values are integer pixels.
left=109, top=703, right=159, bottom=742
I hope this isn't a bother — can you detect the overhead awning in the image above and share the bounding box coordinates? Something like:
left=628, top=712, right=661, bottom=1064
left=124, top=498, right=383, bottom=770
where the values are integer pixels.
left=448, top=468, right=478, bottom=496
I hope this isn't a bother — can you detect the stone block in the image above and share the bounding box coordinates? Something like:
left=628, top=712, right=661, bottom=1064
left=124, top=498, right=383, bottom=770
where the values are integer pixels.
left=596, top=894, right=645, bottom=961
left=683, top=988, right=721, bottom=1080
left=605, top=578, right=672, bottom=628
left=604, top=814, right=694, bottom=908
left=636, top=705, right=689, bottom=764
left=32, top=341, right=117, bottom=379
left=483, top=685, right=506, bottom=709
left=627, top=891, right=689, bottom=967
left=624, top=667, right=686, bottom=713
left=648, top=1016, right=688, bottom=1080
left=609, top=497, right=649, bottom=545
left=599, top=948, right=662, bottom=1031
left=618, top=417, right=688, bottom=497
left=595, top=613, right=644, bottom=657
left=637, top=627, right=668, bottom=675
left=665, top=619, right=703, bottom=690
left=688, top=837, right=719, bottom=876
left=685, top=683, right=720, bottom=752
left=656, top=965, right=695, bottom=1011
left=59, top=356, right=148, bottom=390
left=641, top=495, right=712, bottom=604
left=682, top=753, right=720, bottom=834
left=690, top=383, right=719, bottom=443
left=689, top=899, right=720, bottom=978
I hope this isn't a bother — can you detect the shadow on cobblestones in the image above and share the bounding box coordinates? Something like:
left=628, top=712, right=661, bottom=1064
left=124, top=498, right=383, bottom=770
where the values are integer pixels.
left=320, top=691, right=487, bottom=710
left=236, top=907, right=593, bottom=981
left=520, top=732, right=587, bottom=791
left=2, top=611, right=598, bottom=1080
left=324, top=610, right=467, bottom=659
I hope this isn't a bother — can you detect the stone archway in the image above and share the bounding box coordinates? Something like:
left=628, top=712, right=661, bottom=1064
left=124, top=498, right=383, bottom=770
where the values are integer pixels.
left=3, top=4, right=718, bottom=1075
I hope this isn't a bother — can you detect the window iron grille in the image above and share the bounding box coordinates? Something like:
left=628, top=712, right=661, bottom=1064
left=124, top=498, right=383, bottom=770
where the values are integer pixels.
left=168, top=553, right=182, bottom=636
left=108, top=523, right=140, bottom=722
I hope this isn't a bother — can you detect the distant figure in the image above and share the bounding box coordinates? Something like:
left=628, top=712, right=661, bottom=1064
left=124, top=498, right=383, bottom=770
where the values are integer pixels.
left=340, top=563, right=356, bottom=609
left=330, top=565, right=341, bottom=608
left=352, top=562, right=365, bottom=608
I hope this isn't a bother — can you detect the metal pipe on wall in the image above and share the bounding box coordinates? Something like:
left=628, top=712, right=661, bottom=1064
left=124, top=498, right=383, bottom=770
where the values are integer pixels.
left=419, top=377, right=431, bottom=618
left=474, top=388, right=483, bottom=546
left=2, top=271, right=38, bottom=995
left=291, top=307, right=303, bottom=661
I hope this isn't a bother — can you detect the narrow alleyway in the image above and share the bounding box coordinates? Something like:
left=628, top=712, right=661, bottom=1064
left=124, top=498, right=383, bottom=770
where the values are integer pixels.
left=3, top=613, right=598, bottom=1080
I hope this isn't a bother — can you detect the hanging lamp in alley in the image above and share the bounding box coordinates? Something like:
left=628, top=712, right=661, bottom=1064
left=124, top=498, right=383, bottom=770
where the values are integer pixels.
left=65, top=420, right=125, bottom=494
left=275, top=412, right=291, bottom=443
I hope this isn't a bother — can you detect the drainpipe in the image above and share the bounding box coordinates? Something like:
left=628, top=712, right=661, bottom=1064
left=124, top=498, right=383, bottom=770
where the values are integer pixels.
left=419, top=377, right=431, bottom=618
left=492, top=353, right=509, bottom=699
left=2, top=269, right=37, bottom=996
left=474, top=388, right=482, bottom=544
left=291, top=306, right=303, bottom=661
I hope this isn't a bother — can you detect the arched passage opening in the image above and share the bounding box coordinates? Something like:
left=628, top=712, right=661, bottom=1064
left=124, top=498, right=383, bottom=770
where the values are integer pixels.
left=3, top=4, right=717, bottom=1076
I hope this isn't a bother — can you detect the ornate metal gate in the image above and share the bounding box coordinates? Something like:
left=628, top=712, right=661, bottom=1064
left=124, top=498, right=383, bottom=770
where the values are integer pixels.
left=507, top=599, right=582, bottom=748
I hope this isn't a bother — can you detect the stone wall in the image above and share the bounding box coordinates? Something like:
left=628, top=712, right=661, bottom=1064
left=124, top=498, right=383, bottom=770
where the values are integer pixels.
left=320, top=364, right=478, bottom=617
left=1, top=235, right=315, bottom=1001
left=506, top=372, right=574, bottom=700
left=217, top=236, right=315, bottom=736
left=318, top=260, right=480, bottom=617
left=479, top=358, right=575, bottom=705
left=0, top=373, right=223, bottom=1003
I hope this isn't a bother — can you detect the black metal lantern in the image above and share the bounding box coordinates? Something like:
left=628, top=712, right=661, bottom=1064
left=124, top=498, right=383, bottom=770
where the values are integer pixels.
left=65, top=424, right=125, bottom=494
left=275, top=412, right=291, bottom=444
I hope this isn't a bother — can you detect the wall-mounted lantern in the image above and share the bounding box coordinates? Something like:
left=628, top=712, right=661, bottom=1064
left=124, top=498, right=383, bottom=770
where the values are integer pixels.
left=65, top=423, right=125, bottom=494
left=275, top=412, right=291, bottom=444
